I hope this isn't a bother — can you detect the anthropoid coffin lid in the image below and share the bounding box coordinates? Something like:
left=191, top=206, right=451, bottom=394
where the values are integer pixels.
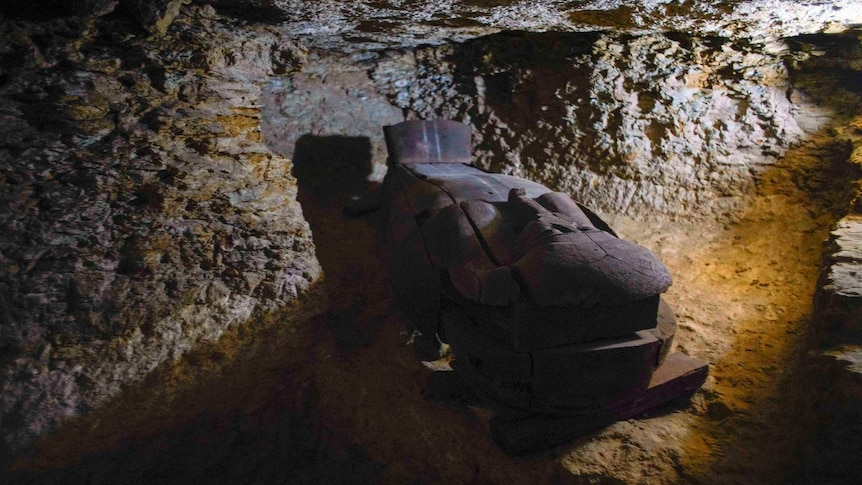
left=384, top=120, right=472, bottom=165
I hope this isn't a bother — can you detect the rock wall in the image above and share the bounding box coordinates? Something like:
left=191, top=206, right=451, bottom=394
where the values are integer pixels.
left=395, top=32, right=844, bottom=219
left=263, top=31, right=835, bottom=220
left=805, top=31, right=862, bottom=341
left=798, top=31, right=862, bottom=482
left=245, top=0, right=862, bottom=51
left=261, top=31, right=862, bottom=482
left=0, top=5, right=323, bottom=451
left=261, top=62, right=404, bottom=181
left=2, top=0, right=861, bottom=464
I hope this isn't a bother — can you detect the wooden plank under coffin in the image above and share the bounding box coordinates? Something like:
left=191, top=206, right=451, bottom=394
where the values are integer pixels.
left=489, top=352, right=709, bottom=455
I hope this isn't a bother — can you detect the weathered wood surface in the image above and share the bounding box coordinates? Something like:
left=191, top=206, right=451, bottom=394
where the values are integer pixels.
left=407, top=162, right=550, bottom=203
left=489, top=352, right=709, bottom=455
left=442, top=308, right=664, bottom=415
left=382, top=120, right=707, bottom=443
left=381, top=157, right=674, bottom=346
left=382, top=170, right=442, bottom=337
left=423, top=352, right=709, bottom=455
left=459, top=295, right=663, bottom=352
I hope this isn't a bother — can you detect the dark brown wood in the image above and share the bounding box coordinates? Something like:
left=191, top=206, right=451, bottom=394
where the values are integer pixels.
left=653, top=298, right=677, bottom=364
left=625, top=351, right=710, bottom=411
left=383, top=121, right=707, bottom=452
left=407, top=162, right=550, bottom=203
left=442, top=307, right=670, bottom=416
left=389, top=158, right=674, bottom=325
left=489, top=352, right=709, bottom=455
left=391, top=167, right=453, bottom=214
left=381, top=168, right=441, bottom=337
left=460, top=295, right=662, bottom=352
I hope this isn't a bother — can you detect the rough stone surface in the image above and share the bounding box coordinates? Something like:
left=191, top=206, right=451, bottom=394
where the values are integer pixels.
left=0, top=1, right=117, bottom=21
left=268, top=31, right=837, bottom=220
left=810, top=40, right=862, bottom=339
left=256, top=0, right=862, bottom=51
left=261, top=61, right=404, bottom=183
left=406, top=33, right=821, bottom=218
left=0, top=5, right=322, bottom=452
left=1, top=0, right=862, bottom=483
left=817, top=216, right=862, bottom=338
left=121, top=0, right=190, bottom=34
left=788, top=344, right=862, bottom=484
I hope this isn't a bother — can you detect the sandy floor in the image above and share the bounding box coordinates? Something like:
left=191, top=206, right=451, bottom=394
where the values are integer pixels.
left=6, top=123, right=852, bottom=484
left=244, top=119, right=845, bottom=484
left=286, top=131, right=841, bottom=484
left=281, top=118, right=850, bottom=484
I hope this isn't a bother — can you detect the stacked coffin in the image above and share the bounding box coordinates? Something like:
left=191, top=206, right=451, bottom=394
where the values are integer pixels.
left=380, top=120, right=705, bottom=441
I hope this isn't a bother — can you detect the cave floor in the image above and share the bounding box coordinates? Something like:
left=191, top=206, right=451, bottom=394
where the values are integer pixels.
left=6, top=127, right=849, bottom=485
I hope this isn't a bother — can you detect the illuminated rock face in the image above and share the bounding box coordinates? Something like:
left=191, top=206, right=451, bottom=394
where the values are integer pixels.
left=368, top=31, right=840, bottom=219
left=0, top=0, right=860, bottom=455
left=215, top=0, right=862, bottom=50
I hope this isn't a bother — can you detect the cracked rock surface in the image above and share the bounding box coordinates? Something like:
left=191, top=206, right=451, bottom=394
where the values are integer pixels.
left=0, top=5, right=323, bottom=452
left=1, top=1, right=861, bottom=484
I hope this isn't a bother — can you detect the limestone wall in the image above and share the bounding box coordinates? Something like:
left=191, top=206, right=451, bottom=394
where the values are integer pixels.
left=1, top=0, right=860, bottom=460
left=372, top=32, right=842, bottom=219
left=263, top=30, right=842, bottom=220
left=0, top=5, right=323, bottom=451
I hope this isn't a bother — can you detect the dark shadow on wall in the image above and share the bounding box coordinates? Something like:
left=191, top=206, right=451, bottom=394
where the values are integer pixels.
left=292, top=135, right=374, bottom=202
left=1, top=135, right=394, bottom=485
left=1, top=297, right=387, bottom=485
left=291, top=135, right=390, bottom=354
left=0, top=1, right=88, bottom=20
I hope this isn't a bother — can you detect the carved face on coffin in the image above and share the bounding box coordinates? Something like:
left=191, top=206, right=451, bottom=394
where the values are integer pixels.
left=420, top=187, right=672, bottom=307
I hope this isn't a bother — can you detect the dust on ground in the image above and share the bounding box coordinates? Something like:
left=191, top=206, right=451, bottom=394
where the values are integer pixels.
left=270, top=114, right=851, bottom=484
left=281, top=125, right=848, bottom=484
left=5, top=124, right=856, bottom=484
